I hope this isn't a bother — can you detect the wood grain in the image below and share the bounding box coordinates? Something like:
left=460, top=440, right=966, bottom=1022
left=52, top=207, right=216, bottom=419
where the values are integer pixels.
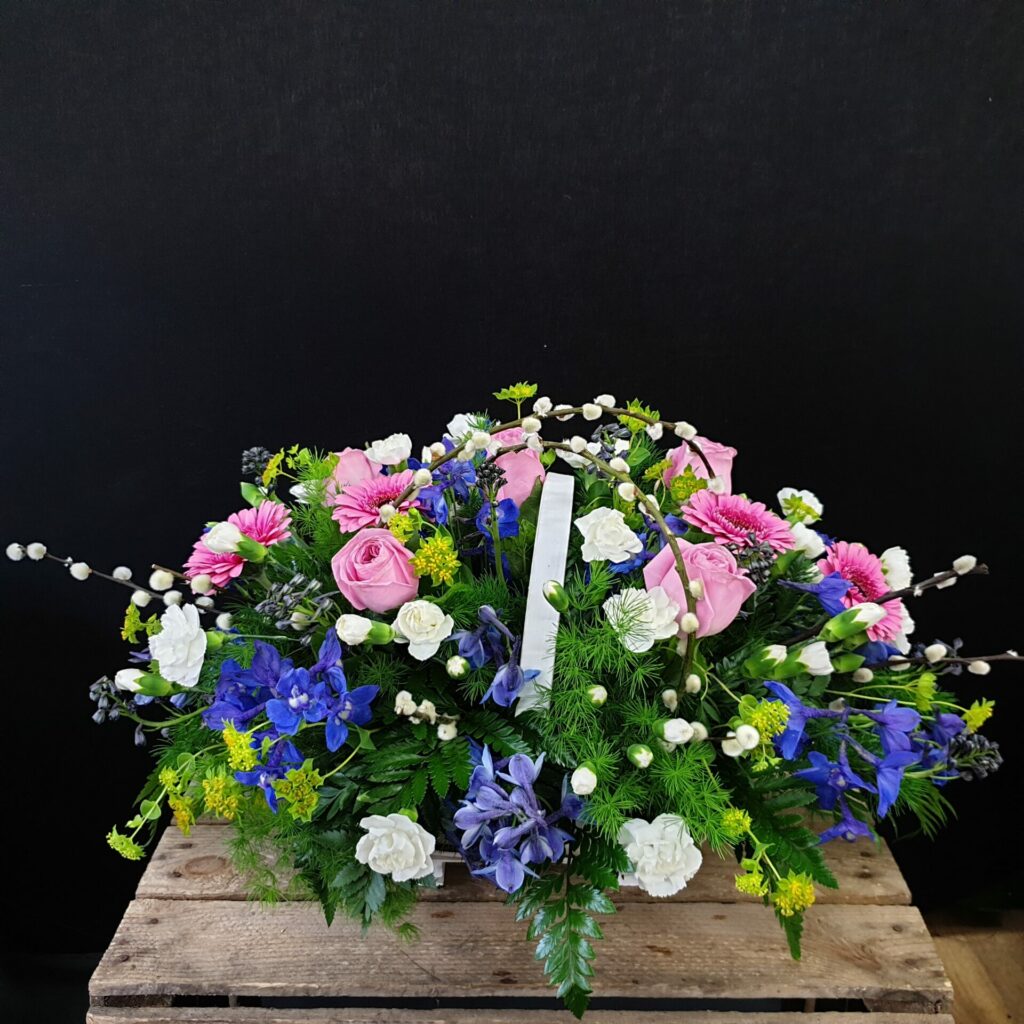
left=88, top=1009, right=957, bottom=1024
left=137, top=823, right=911, bottom=906
left=89, top=897, right=951, bottom=1010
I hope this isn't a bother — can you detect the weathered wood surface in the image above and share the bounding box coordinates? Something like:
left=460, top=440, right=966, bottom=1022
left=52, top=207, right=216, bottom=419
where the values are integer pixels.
left=89, top=897, right=951, bottom=1010
left=88, top=1010, right=957, bottom=1024
left=137, top=823, right=911, bottom=906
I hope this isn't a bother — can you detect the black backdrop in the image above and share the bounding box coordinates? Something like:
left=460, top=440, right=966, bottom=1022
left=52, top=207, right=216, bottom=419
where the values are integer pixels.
left=2, top=1, right=1022, bottom=1016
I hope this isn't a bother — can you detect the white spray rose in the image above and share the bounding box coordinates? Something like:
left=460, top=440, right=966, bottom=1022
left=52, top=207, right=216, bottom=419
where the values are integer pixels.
left=575, top=507, right=643, bottom=564
left=148, top=603, right=207, bottom=688
left=777, top=487, right=824, bottom=523
left=203, top=521, right=244, bottom=553
left=392, top=600, right=454, bottom=661
left=618, top=814, right=703, bottom=896
left=354, top=813, right=436, bottom=882
left=366, top=432, right=412, bottom=465
left=602, top=586, right=679, bottom=653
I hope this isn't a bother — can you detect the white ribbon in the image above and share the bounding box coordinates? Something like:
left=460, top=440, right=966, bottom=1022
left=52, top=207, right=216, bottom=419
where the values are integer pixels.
left=516, top=472, right=575, bottom=715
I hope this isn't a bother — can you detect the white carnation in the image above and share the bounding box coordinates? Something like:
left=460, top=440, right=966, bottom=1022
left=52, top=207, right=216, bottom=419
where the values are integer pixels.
left=148, top=603, right=207, bottom=688
left=796, top=641, right=834, bottom=677
left=392, top=600, right=454, bottom=661
left=203, top=521, right=243, bottom=554
left=603, top=586, right=679, bottom=653
left=354, top=813, right=435, bottom=882
left=618, top=814, right=703, bottom=897
left=880, top=546, right=912, bottom=591
left=366, top=432, right=412, bottom=465
left=575, top=507, right=643, bottom=564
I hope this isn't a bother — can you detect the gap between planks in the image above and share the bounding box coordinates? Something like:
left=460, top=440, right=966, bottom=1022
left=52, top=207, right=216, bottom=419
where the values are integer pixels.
left=87, top=1010, right=958, bottom=1024
left=89, top=898, right=952, bottom=1010
left=137, top=823, right=910, bottom=906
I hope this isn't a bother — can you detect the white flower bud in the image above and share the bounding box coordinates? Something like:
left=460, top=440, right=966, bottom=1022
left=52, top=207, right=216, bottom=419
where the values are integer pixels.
left=593, top=394, right=616, bottom=408
left=735, top=724, right=760, bottom=750
left=661, top=688, right=679, bottom=711
left=26, top=542, right=48, bottom=560
left=684, top=673, right=702, bottom=694
left=412, top=468, right=433, bottom=488
left=689, top=722, right=709, bottom=742
left=429, top=441, right=447, bottom=459
left=394, top=690, right=417, bottom=716
left=608, top=456, right=630, bottom=474
left=114, top=668, right=145, bottom=692
left=446, top=655, right=470, bottom=679
left=437, top=721, right=458, bottom=741
left=688, top=579, right=704, bottom=600
left=645, top=422, right=663, bottom=441
left=190, top=573, right=213, bottom=594
left=673, top=421, right=697, bottom=440
left=852, top=667, right=874, bottom=683
left=967, top=660, right=991, bottom=676
left=112, top=565, right=133, bottom=581
left=763, top=644, right=788, bottom=665
left=290, top=610, right=312, bottom=630
left=680, top=612, right=700, bottom=634
left=829, top=698, right=847, bottom=712
left=149, top=569, right=175, bottom=591
left=69, top=561, right=91, bottom=580
left=721, top=734, right=745, bottom=758
left=378, top=503, right=397, bottom=523
left=216, top=612, right=233, bottom=631
left=554, top=404, right=575, bottom=421
left=195, top=595, right=215, bottom=608
left=570, top=764, right=598, bottom=795
left=582, top=403, right=603, bottom=421
left=656, top=739, right=677, bottom=753
left=416, top=699, right=438, bottom=724
left=5, top=543, right=24, bottom=561
left=587, top=684, right=608, bottom=705
left=162, top=590, right=183, bottom=606
left=204, top=521, right=244, bottom=554
left=708, top=476, right=727, bottom=494
left=131, top=589, right=152, bottom=607
left=923, top=643, right=947, bottom=664
left=617, top=482, right=637, bottom=501
left=533, top=396, right=553, bottom=415
left=627, top=744, right=654, bottom=768
left=662, top=718, right=695, bottom=744
left=953, top=554, right=977, bottom=575
left=521, top=416, right=542, bottom=435
left=569, top=435, right=588, bottom=453
left=935, top=576, right=957, bottom=589
left=854, top=603, right=887, bottom=627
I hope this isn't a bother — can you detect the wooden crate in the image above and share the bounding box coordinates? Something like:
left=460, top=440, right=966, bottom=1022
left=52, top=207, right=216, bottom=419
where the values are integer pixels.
left=88, top=821, right=953, bottom=1023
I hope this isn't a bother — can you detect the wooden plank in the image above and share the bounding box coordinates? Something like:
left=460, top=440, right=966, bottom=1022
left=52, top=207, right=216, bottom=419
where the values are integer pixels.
left=138, top=824, right=910, bottom=906
left=87, top=1009, right=957, bottom=1024
left=89, top=898, right=951, bottom=1010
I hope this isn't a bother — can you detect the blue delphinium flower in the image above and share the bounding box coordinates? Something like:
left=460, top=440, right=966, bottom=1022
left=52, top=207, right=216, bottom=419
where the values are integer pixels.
left=863, top=699, right=921, bottom=753
left=793, top=748, right=875, bottom=810
left=854, top=640, right=904, bottom=667
left=818, top=796, right=874, bottom=844
left=265, top=667, right=330, bottom=734
left=779, top=572, right=853, bottom=617
left=234, top=731, right=303, bottom=812
left=452, top=605, right=513, bottom=670
left=203, top=640, right=291, bottom=729
left=482, top=636, right=539, bottom=708
left=324, top=675, right=378, bottom=752
left=453, top=748, right=579, bottom=894
left=764, top=682, right=842, bottom=759
left=475, top=498, right=520, bottom=541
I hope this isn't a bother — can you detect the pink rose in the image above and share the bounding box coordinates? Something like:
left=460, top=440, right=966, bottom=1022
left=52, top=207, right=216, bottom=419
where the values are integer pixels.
left=332, top=529, right=418, bottom=613
left=330, top=447, right=378, bottom=496
left=643, top=539, right=755, bottom=638
left=492, top=427, right=545, bottom=507
left=664, top=436, right=737, bottom=493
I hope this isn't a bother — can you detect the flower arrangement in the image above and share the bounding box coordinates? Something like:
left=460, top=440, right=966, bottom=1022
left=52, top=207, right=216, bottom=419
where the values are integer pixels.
left=8, top=384, right=1012, bottom=1017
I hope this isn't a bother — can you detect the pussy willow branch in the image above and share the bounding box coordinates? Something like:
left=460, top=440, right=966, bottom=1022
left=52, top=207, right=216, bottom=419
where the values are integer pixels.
left=888, top=652, right=1024, bottom=667
left=872, top=563, right=989, bottom=605
left=540, top=440, right=699, bottom=678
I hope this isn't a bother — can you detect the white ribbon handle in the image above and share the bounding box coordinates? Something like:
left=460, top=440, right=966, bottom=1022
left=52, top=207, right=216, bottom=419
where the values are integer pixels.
left=516, top=472, right=575, bottom=715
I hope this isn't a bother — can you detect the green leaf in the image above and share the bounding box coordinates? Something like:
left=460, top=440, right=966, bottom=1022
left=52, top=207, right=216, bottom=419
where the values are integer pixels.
left=407, top=768, right=429, bottom=806
left=429, top=756, right=451, bottom=798
left=777, top=908, right=804, bottom=959
left=240, top=481, right=264, bottom=507
left=139, top=799, right=162, bottom=822
left=364, top=871, right=387, bottom=917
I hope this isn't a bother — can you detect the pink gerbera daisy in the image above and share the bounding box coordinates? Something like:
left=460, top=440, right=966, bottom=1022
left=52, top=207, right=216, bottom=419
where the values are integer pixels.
left=229, top=502, right=292, bottom=546
left=682, top=489, right=795, bottom=552
left=332, top=469, right=420, bottom=532
left=184, top=502, right=292, bottom=589
left=818, top=540, right=905, bottom=643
